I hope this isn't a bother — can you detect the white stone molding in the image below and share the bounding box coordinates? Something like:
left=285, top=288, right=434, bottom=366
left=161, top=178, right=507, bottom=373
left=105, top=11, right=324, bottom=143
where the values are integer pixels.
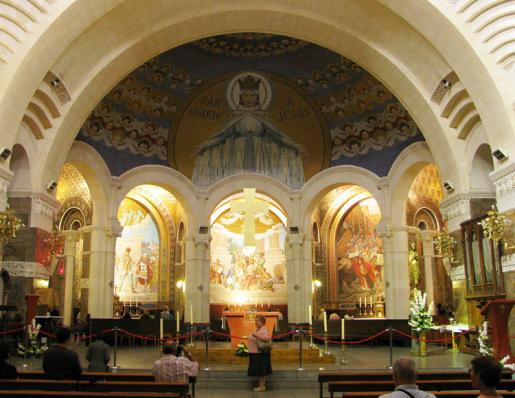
left=490, top=162, right=515, bottom=212
left=440, top=194, right=472, bottom=232
left=30, top=194, right=59, bottom=231
left=501, top=253, right=515, bottom=273
left=0, top=169, right=13, bottom=211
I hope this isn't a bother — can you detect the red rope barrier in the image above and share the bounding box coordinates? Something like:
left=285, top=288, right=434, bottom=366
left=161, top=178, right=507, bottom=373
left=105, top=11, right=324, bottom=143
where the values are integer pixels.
left=38, top=330, right=56, bottom=338
left=309, top=329, right=389, bottom=345
left=0, top=326, right=25, bottom=335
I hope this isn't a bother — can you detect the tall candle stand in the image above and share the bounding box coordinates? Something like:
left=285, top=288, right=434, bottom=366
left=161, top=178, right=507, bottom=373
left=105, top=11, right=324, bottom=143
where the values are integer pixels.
left=308, top=325, right=316, bottom=349
left=340, top=340, right=348, bottom=365
left=323, top=331, right=331, bottom=355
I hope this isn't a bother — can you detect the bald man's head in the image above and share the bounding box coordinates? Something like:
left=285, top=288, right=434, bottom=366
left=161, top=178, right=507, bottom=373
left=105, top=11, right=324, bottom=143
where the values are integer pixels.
left=162, top=340, right=177, bottom=356
left=393, top=358, right=417, bottom=385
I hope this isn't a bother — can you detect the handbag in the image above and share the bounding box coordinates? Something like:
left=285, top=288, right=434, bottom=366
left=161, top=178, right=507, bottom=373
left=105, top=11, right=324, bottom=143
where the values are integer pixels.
left=257, top=339, right=272, bottom=352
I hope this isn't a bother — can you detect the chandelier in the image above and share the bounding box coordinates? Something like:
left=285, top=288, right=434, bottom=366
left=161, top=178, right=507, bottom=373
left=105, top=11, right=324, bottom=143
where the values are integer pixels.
left=479, top=206, right=507, bottom=242
left=434, top=231, right=456, bottom=259
left=0, top=207, right=24, bottom=242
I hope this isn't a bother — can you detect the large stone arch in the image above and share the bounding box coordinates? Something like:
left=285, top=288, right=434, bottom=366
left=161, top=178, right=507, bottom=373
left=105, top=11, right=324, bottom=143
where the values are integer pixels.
left=205, top=173, right=292, bottom=227
left=64, top=141, right=111, bottom=226
left=301, top=165, right=384, bottom=234
left=115, top=165, right=198, bottom=235
left=5, top=1, right=511, bottom=197
left=388, top=142, right=435, bottom=226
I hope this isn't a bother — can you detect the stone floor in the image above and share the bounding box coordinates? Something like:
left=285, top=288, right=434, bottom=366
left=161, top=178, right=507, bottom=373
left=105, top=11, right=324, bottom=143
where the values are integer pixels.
left=10, top=342, right=475, bottom=397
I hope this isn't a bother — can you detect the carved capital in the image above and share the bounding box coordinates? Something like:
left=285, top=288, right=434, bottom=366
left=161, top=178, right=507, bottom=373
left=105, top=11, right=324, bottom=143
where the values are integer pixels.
left=490, top=162, right=515, bottom=212
left=440, top=195, right=471, bottom=232
left=0, top=169, right=13, bottom=211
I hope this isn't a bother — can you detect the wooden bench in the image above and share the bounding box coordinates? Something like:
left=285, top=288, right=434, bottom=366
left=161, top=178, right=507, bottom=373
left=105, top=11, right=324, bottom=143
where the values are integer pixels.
left=329, top=380, right=515, bottom=398
left=339, top=391, right=515, bottom=398
left=18, top=370, right=197, bottom=397
left=0, top=379, right=189, bottom=397
left=318, top=371, right=513, bottom=398
left=0, top=391, right=179, bottom=398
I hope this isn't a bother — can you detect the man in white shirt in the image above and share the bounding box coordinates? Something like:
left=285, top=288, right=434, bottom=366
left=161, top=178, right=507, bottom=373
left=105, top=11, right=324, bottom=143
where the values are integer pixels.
left=153, top=340, right=198, bottom=382
left=379, top=358, right=436, bottom=398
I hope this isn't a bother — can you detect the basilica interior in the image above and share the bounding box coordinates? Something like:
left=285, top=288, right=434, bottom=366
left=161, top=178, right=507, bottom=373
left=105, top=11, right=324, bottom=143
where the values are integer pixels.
left=0, top=0, right=514, bottom=381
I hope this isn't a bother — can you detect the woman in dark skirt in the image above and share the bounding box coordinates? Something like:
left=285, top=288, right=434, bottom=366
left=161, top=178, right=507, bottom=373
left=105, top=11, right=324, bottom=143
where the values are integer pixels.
left=247, top=315, right=272, bottom=392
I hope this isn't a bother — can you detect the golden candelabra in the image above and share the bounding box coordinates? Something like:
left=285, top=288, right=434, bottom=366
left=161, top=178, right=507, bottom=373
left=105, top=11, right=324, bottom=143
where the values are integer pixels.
left=434, top=232, right=457, bottom=259
left=0, top=207, right=24, bottom=242
left=479, top=206, right=507, bottom=242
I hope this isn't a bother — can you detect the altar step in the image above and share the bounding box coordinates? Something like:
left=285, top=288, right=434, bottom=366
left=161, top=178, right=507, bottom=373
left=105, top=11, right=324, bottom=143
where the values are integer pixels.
left=196, top=369, right=319, bottom=390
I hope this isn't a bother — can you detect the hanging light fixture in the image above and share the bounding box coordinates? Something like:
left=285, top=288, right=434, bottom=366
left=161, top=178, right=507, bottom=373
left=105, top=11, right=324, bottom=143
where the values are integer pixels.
left=0, top=206, right=24, bottom=242
left=434, top=231, right=457, bottom=259
left=479, top=206, right=507, bottom=242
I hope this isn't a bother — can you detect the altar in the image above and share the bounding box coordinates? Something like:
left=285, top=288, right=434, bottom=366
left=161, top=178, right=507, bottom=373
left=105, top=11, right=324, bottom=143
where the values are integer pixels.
left=223, top=311, right=280, bottom=348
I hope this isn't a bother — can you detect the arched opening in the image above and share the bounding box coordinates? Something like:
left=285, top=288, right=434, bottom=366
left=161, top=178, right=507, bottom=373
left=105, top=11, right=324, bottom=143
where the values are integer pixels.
left=8, top=144, right=31, bottom=194
left=470, top=144, right=495, bottom=192
left=312, top=185, right=384, bottom=318
left=114, top=184, right=186, bottom=316
left=209, top=189, right=288, bottom=321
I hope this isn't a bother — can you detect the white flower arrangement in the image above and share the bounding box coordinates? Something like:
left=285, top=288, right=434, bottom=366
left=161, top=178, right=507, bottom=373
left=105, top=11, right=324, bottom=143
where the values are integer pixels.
left=408, top=288, right=434, bottom=332
left=477, top=321, right=494, bottom=356
left=500, top=356, right=515, bottom=372
left=16, top=319, right=48, bottom=357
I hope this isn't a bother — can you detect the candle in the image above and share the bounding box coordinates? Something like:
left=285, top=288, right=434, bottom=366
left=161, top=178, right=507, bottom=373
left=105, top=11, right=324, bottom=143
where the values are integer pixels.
left=323, top=310, right=327, bottom=333
left=176, top=311, right=180, bottom=333
left=160, top=318, right=163, bottom=340
left=190, top=304, right=194, bottom=324
left=359, top=297, right=362, bottom=307
left=370, top=296, right=373, bottom=305
left=308, top=305, right=312, bottom=326
left=341, top=319, right=345, bottom=340
left=364, top=296, right=367, bottom=307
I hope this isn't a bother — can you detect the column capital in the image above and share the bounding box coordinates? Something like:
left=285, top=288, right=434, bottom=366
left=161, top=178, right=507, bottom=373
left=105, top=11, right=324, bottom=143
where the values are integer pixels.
left=61, top=230, right=81, bottom=242
left=419, top=230, right=437, bottom=242
left=0, top=168, right=12, bottom=211
left=106, top=218, right=123, bottom=238
left=490, top=162, right=515, bottom=212
left=29, top=193, right=60, bottom=231
left=440, top=194, right=471, bottom=232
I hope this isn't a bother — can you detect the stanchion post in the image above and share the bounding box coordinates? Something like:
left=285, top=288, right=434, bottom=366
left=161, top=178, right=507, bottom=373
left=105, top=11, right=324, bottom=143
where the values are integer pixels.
left=297, top=328, right=304, bottom=372
left=340, top=339, right=348, bottom=365
left=203, top=325, right=210, bottom=371
left=112, top=327, right=120, bottom=370
left=22, top=325, right=28, bottom=369
left=323, top=331, right=330, bottom=356
left=386, top=327, right=393, bottom=369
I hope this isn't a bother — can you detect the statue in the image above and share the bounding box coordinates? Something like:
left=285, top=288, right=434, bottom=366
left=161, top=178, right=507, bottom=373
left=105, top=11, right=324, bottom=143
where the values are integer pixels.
left=408, top=242, right=420, bottom=288
left=192, top=72, right=304, bottom=188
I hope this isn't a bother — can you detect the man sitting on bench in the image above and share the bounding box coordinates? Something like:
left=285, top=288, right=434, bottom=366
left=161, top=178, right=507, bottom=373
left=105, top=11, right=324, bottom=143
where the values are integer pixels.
left=380, top=358, right=436, bottom=398
left=42, top=327, right=82, bottom=380
left=153, top=340, right=198, bottom=383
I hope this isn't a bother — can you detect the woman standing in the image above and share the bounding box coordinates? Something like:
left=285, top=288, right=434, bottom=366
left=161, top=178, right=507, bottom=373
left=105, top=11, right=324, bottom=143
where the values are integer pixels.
left=247, top=315, right=272, bottom=392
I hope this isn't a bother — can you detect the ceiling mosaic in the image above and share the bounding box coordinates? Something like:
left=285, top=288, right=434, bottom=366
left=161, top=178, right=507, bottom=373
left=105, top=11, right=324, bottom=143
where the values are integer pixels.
left=77, top=33, right=424, bottom=183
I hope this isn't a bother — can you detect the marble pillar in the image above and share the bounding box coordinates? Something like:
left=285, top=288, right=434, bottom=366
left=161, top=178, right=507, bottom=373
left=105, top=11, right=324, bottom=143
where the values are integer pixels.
left=378, top=224, right=411, bottom=319
left=285, top=233, right=312, bottom=323
left=62, top=230, right=80, bottom=326
left=184, top=234, right=210, bottom=323
left=420, top=230, right=437, bottom=314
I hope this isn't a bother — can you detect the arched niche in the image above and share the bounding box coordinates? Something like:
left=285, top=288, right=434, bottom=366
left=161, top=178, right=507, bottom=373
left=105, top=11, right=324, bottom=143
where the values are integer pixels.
left=8, top=144, right=31, bottom=194
left=470, top=144, right=495, bottom=193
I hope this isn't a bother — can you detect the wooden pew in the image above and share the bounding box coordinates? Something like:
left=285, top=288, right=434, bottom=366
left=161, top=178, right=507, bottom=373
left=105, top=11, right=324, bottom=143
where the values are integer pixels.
left=18, top=370, right=197, bottom=397
left=318, top=370, right=513, bottom=398
left=0, top=379, right=189, bottom=397
left=0, top=391, right=179, bottom=398
left=339, top=392, right=515, bottom=398
left=329, top=380, right=515, bottom=398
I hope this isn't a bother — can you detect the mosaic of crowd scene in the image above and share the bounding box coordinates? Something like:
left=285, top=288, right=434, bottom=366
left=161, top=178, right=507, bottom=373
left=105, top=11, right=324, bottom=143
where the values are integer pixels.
left=337, top=229, right=383, bottom=297
left=210, top=251, right=286, bottom=292
left=80, top=56, right=204, bottom=160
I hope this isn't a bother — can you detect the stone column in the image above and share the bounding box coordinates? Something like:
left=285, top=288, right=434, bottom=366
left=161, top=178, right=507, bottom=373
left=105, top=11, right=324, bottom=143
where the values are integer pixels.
left=420, top=230, right=437, bottom=314
left=102, top=219, right=123, bottom=317
left=184, top=234, right=210, bottom=323
left=378, top=222, right=411, bottom=319
left=81, top=223, right=122, bottom=319
left=62, top=230, right=80, bottom=326
left=285, top=233, right=312, bottom=323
